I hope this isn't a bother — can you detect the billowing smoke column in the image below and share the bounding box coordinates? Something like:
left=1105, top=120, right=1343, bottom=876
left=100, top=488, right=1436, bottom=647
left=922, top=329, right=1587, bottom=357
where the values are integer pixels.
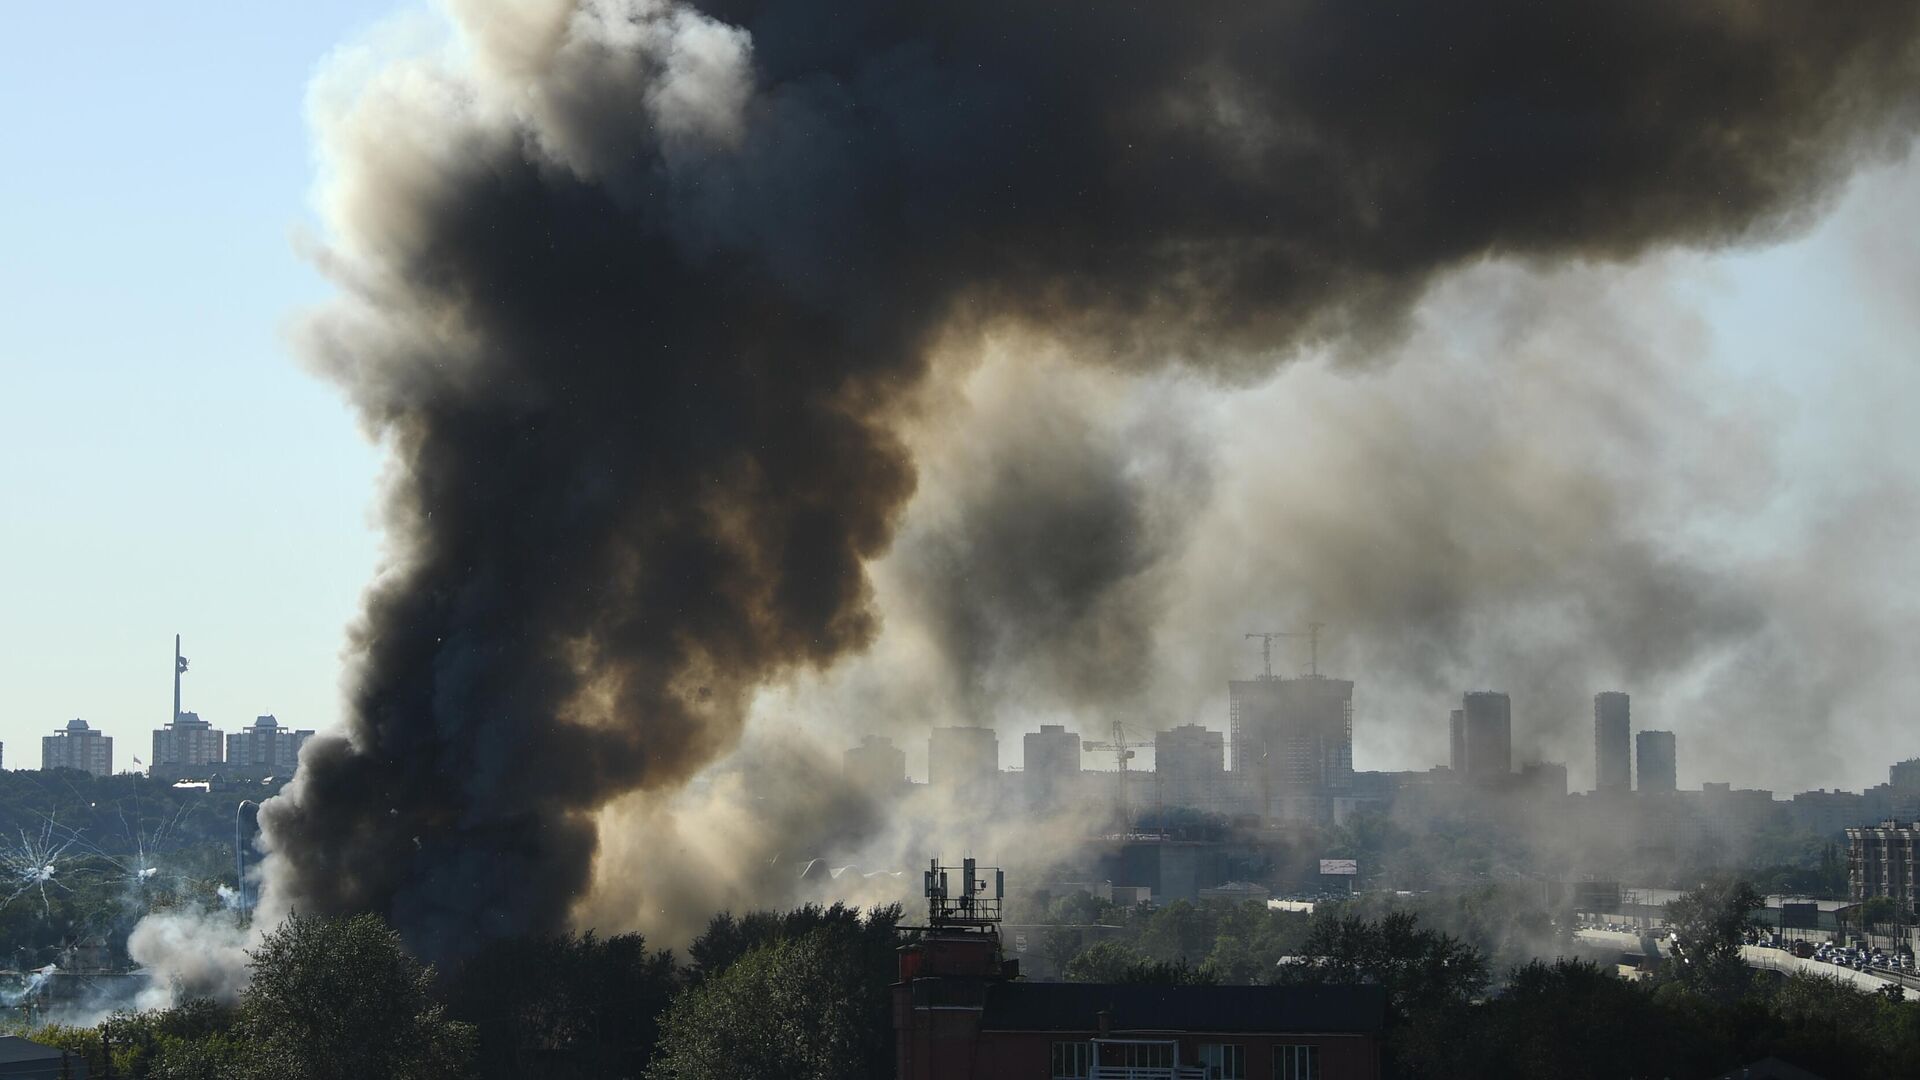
left=266, top=0, right=1920, bottom=960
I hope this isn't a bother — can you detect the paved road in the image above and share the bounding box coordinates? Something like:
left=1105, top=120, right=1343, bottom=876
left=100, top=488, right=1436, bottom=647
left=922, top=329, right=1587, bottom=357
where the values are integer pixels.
left=1573, top=929, right=1894, bottom=991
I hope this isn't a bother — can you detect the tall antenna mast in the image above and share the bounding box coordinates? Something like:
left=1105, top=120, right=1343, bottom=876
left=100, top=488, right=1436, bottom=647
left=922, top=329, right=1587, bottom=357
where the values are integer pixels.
left=1306, top=621, right=1325, bottom=677
left=173, top=634, right=188, bottom=723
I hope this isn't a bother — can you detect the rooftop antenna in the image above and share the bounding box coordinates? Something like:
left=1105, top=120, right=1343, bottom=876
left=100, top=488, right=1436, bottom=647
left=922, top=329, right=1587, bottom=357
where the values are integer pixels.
left=1305, top=621, right=1325, bottom=678
left=172, top=634, right=189, bottom=724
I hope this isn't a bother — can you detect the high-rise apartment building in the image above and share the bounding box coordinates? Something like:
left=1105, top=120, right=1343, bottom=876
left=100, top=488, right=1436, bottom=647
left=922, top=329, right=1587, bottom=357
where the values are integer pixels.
left=225, top=715, right=312, bottom=781
left=1460, top=691, right=1512, bottom=782
left=1022, top=725, right=1081, bottom=810
left=929, top=726, right=999, bottom=800
left=1229, top=675, right=1355, bottom=820
left=151, top=712, right=224, bottom=782
left=1594, top=691, right=1631, bottom=794
left=42, top=718, right=112, bottom=778
left=1156, top=723, right=1225, bottom=811
left=844, top=734, right=906, bottom=796
left=1636, top=730, right=1677, bottom=793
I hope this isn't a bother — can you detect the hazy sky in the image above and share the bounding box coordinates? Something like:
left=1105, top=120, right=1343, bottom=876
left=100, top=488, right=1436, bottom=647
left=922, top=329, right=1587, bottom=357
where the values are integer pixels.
left=4, top=3, right=1916, bottom=793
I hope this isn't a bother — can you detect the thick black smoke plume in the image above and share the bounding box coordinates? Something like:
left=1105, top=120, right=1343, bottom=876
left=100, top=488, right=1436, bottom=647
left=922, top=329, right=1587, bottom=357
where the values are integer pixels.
left=263, top=0, right=1920, bottom=959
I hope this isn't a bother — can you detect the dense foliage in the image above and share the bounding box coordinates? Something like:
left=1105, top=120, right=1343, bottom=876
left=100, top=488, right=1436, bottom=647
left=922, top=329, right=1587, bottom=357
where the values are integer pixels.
left=7, top=880, right=1919, bottom=1078
left=0, top=770, right=262, bottom=968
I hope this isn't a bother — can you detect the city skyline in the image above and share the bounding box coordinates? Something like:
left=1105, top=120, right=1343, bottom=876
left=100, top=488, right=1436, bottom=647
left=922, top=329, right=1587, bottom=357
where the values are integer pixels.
left=6, top=5, right=1920, bottom=816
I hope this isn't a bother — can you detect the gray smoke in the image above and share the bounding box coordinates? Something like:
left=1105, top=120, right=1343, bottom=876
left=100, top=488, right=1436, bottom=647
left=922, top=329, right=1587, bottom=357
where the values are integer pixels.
left=246, top=0, right=1920, bottom=960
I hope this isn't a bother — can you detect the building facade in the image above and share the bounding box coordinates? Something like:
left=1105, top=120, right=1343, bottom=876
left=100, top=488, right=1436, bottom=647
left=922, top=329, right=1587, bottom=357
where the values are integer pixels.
left=893, top=931, right=1385, bottom=1080
left=1229, top=676, right=1355, bottom=821
left=1156, top=724, right=1226, bottom=812
left=1460, top=691, right=1511, bottom=783
left=1021, top=725, right=1081, bottom=811
left=1448, top=708, right=1466, bottom=774
left=1636, top=730, right=1676, bottom=793
left=42, top=719, right=111, bottom=777
left=224, top=715, right=312, bottom=781
left=929, top=726, right=999, bottom=800
left=1847, top=820, right=1920, bottom=917
left=845, top=734, right=907, bottom=796
left=1594, top=691, right=1631, bottom=794
left=151, top=712, right=224, bottom=782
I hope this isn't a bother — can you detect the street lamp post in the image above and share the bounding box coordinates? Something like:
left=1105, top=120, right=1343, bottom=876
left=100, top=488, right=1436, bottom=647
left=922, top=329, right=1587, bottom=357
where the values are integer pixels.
left=234, top=799, right=259, bottom=923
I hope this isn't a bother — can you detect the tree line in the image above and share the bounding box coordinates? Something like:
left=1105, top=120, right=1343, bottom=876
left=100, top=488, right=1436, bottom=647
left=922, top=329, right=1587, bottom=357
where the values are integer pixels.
left=14, top=878, right=1920, bottom=1078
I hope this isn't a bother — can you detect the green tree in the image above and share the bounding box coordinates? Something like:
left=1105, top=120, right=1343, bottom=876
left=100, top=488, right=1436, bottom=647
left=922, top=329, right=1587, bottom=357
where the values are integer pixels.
left=442, top=929, right=679, bottom=1078
left=1281, top=912, right=1488, bottom=1020
left=1064, top=940, right=1215, bottom=985
left=240, top=912, right=471, bottom=1080
left=648, top=929, right=871, bottom=1080
left=1664, top=878, right=1764, bottom=997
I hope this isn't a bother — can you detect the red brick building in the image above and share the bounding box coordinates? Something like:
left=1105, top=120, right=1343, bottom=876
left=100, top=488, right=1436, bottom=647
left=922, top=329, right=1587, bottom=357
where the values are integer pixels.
left=893, top=932, right=1386, bottom=1080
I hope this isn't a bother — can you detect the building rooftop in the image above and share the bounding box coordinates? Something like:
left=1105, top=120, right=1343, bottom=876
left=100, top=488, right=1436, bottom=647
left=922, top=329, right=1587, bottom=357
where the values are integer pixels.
left=977, top=982, right=1386, bottom=1035
left=62, top=718, right=89, bottom=732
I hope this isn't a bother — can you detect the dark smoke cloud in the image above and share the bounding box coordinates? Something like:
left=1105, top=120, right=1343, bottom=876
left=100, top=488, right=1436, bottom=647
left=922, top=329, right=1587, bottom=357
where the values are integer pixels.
left=261, top=0, right=1920, bottom=958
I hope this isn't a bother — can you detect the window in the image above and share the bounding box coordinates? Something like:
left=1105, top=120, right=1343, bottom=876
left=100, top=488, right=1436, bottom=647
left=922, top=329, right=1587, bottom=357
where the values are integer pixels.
left=1051, top=1041, right=1090, bottom=1079
left=1198, top=1043, right=1245, bottom=1079
left=1275, top=1044, right=1320, bottom=1080
left=1099, top=1041, right=1174, bottom=1069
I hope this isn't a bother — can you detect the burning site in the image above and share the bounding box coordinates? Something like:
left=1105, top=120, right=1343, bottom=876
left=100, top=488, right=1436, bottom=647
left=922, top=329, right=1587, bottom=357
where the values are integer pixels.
left=10, top=0, right=1920, bottom=1076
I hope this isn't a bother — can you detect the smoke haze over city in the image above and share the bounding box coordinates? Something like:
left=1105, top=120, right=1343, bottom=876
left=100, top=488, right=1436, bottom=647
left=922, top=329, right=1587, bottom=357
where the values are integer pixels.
left=220, top=0, right=1920, bottom=963
left=8, top=0, right=1920, bottom=986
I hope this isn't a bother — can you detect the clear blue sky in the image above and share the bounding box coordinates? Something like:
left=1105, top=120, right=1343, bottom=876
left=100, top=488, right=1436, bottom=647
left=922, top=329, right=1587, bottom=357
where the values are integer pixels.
left=0, top=3, right=409, bottom=762
left=2, top=3, right=1915, bottom=792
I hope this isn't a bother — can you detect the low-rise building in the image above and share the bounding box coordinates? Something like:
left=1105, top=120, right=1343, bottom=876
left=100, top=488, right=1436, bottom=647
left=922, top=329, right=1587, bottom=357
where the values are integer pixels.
left=1847, top=820, right=1920, bottom=918
left=893, top=930, right=1385, bottom=1080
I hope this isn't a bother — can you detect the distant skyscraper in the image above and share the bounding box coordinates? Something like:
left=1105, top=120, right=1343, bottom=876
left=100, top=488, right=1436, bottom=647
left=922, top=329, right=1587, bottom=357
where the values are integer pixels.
left=1230, top=675, right=1355, bottom=819
left=1022, top=725, right=1081, bottom=810
left=1156, top=723, right=1225, bottom=810
left=42, top=718, right=112, bottom=778
left=1636, top=730, right=1677, bottom=793
left=224, top=715, right=312, bottom=781
left=1460, top=691, right=1511, bottom=782
left=844, top=734, right=906, bottom=796
left=929, top=726, right=998, bottom=799
left=1448, top=709, right=1466, bottom=773
left=1594, top=691, right=1631, bottom=794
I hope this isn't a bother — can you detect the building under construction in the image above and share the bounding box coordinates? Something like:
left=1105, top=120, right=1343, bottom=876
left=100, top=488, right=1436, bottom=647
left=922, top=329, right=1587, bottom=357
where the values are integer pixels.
left=1228, top=675, right=1355, bottom=823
